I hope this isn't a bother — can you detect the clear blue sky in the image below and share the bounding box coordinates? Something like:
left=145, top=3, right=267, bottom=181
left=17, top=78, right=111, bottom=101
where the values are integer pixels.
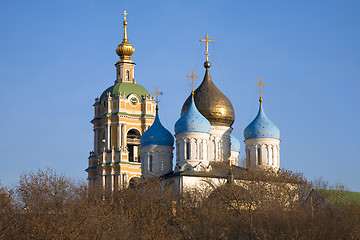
left=0, top=0, right=359, bottom=191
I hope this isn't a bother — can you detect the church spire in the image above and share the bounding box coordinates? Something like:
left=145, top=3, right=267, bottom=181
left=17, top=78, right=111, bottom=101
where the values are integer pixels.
left=116, top=10, right=135, bottom=62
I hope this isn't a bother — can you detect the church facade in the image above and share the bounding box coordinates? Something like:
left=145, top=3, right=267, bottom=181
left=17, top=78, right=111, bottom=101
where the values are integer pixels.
left=86, top=12, right=281, bottom=195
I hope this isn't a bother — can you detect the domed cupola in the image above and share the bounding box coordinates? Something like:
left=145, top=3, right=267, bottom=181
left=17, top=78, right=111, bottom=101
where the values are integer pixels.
left=244, top=103, right=280, bottom=140
left=174, top=92, right=212, bottom=172
left=140, top=104, right=174, bottom=178
left=230, top=135, right=241, bottom=153
left=244, top=79, right=281, bottom=170
left=175, top=94, right=211, bottom=134
left=140, top=106, right=174, bottom=147
left=116, top=11, right=135, bottom=62
left=181, top=62, right=235, bottom=127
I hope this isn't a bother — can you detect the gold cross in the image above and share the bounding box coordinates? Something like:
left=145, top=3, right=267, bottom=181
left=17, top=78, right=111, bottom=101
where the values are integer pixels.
left=186, top=70, right=199, bottom=94
left=255, top=77, right=266, bottom=103
left=123, top=10, right=128, bottom=21
left=200, top=35, right=214, bottom=62
left=151, top=86, right=163, bottom=103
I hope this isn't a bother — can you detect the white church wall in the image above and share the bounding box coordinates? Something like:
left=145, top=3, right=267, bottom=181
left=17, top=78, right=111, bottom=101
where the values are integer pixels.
left=141, top=145, right=174, bottom=178
left=210, top=125, right=232, bottom=162
left=245, top=138, right=280, bottom=170
left=174, top=132, right=210, bottom=172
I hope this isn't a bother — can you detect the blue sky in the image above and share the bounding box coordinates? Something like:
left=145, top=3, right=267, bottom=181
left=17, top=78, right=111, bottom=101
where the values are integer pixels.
left=0, top=0, right=359, bottom=191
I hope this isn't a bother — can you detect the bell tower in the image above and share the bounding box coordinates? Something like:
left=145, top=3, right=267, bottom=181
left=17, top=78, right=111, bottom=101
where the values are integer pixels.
left=86, top=11, right=156, bottom=194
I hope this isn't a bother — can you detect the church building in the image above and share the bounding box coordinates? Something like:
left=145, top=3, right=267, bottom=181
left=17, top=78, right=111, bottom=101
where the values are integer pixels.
left=86, top=12, right=281, bottom=194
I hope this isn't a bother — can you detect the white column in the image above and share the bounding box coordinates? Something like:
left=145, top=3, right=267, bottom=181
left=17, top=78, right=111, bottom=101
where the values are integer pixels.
left=102, top=175, right=106, bottom=192
left=183, top=139, right=187, bottom=160
left=107, top=98, right=111, bottom=113
left=117, top=174, right=121, bottom=190
left=94, top=128, right=98, bottom=155
left=110, top=174, right=114, bottom=192
left=119, top=174, right=123, bottom=189
left=117, top=123, right=121, bottom=151
left=134, top=146, right=138, bottom=162
left=121, top=124, right=127, bottom=150
left=105, top=123, right=110, bottom=151
left=203, top=140, right=207, bottom=161
left=214, top=138, right=219, bottom=160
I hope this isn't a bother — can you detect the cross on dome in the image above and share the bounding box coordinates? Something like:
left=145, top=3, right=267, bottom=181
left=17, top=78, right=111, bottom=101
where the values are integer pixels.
left=122, top=10, right=128, bottom=21
left=200, top=35, right=214, bottom=62
left=151, top=86, right=163, bottom=103
left=186, top=70, right=199, bottom=95
left=255, top=77, right=266, bottom=103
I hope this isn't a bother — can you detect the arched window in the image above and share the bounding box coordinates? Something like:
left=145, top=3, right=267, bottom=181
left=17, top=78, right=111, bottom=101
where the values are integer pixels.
left=186, top=141, right=191, bottom=159
left=126, top=70, right=130, bottom=81
left=129, top=177, right=140, bottom=188
left=257, top=147, right=262, bottom=165
left=149, top=154, right=153, bottom=172
left=127, top=129, right=141, bottom=162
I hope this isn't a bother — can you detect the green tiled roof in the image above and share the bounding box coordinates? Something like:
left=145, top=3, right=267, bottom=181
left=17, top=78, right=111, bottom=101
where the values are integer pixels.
left=314, top=189, right=360, bottom=206
left=100, top=82, right=150, bottom=100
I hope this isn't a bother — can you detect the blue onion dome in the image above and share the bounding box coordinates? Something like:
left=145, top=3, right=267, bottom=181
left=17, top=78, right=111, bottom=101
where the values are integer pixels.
left=244, top=103, right=280, bottom=140
left=230, top=135, right=241, bottom=152
left=175, top=95, right=211, bottom=134
left=140, top=106, right=174, bottom=147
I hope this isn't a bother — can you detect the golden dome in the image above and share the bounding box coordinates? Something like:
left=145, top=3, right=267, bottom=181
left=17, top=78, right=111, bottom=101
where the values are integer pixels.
left=116, top=20, right=135, bottom=61
left=181, top=62, right=235, bottom=127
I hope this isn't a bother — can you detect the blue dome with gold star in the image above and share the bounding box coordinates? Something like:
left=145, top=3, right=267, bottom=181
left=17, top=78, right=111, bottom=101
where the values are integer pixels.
left=244, top=103, right=280, bottom=140
left=140, top=107, right=174, bottom=147
left=231, top=135, right=241, bottom=152
left=175, top=97, right=211, bottom=134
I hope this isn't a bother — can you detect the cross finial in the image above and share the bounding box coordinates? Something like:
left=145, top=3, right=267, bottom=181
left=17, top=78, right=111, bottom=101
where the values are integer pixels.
left=186, top=70, right=199, bottom=96
left=151, top=86, right=163, bottom=103
left=122, top=10, right=128, bottom=21
left=200, top=35, right=214, bottom=62
left=255, top=77, right=266, bottom=104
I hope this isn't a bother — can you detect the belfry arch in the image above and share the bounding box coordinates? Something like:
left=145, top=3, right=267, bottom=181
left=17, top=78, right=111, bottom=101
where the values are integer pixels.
left=127, top=128, right=141, bottom=162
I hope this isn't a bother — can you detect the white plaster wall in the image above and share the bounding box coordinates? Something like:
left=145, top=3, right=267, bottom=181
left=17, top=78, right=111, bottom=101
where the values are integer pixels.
left=141, top=145, right=174, bottom=178
left=174, top=132, right=210, bottom=172
left=229, top=150, right=240, bottom=166
left=210, top=125, right=232, bottom=162
left=244, top=138, right=280, bottom=170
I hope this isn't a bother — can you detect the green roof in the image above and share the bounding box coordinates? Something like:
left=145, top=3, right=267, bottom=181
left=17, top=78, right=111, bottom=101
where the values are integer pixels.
left=314, top=189, right=360, bottom=206
left=100, top=82, right=150, bottom=100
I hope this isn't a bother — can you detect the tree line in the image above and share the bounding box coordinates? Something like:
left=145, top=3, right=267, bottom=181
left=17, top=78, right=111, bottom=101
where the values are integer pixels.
left=0, top=168, right=359, bottom=239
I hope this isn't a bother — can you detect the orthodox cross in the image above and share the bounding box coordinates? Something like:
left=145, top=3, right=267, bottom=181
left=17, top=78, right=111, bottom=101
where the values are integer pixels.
left=186, top=70, right=199, bottom=94
left=123, top=10, right=128, bottom=21
left=255, top=77, right=266, bottom=103
left=200, top=35, right=214, bottom=62
left=151, top=86, right=163, bottom=103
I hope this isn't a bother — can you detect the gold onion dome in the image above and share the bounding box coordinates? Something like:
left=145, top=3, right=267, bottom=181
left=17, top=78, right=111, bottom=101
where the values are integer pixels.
left=181, top=62, right=235, bottom=127
left=116, top=18, right=135, bottom=61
